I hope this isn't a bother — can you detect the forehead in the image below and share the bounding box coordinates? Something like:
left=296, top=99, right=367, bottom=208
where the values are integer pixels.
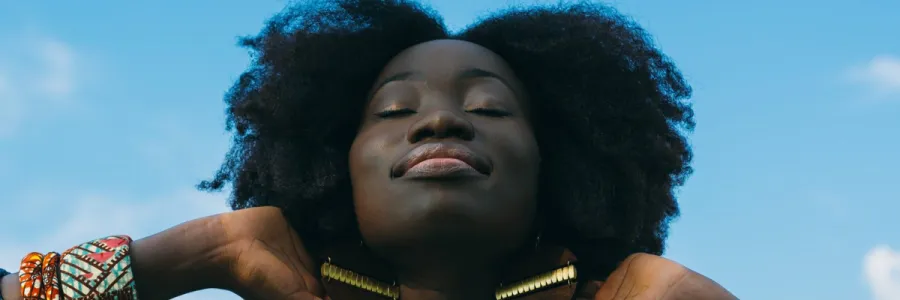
left=376, top=39, right=518, bottom=83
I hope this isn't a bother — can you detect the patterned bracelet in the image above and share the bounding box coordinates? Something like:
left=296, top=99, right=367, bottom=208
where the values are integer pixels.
left=19, top=252, right=44, bottom=300
left=59, top=236, right=139, bottom=300
left=42, top=253, right=61, bottom=300
left=18, top=235, right=139, bottom=300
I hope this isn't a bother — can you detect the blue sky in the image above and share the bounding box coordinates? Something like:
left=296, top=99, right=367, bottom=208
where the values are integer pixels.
left=1, top=1, right=898, bottom=299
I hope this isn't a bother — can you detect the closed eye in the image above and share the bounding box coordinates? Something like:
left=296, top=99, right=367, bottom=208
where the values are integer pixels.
left=375, top=108, right=416, bottom=119
left=466, top=108, right=510, bottom=117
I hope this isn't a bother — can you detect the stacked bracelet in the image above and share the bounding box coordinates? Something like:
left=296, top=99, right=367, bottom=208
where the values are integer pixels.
left=16, top=235, right=139, bottom=300
left=41, top=253, right=60, bottom=300
left=19, top=252, right=44, bottom=300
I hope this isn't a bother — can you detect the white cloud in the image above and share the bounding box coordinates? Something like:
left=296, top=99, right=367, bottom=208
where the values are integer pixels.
left=864, top=245, right=900, bottom=300
left=0, top=189, right=239, bottom=299
left=0, top=72, right=24, bottom=137
left=848, top=55, right=900, bottom=99
left=34, top=38, right=76, bottom=100
left=0, top=35, right=80, bottom=138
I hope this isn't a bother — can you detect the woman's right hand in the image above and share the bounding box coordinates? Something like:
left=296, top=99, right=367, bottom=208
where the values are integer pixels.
left=218, top=207, right=325, bottom=300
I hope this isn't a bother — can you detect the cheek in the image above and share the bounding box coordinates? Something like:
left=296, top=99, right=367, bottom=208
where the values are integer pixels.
left=482, top=121, right=540, bottom=226
left=348, top=127, right=407, bottom=218
left=492, top=122, right=540, bottom=176
left=349, top=129, right=398, bottom=181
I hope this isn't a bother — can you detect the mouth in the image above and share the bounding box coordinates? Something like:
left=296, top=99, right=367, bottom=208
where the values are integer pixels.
left=391, top=143, right=492, bottom=179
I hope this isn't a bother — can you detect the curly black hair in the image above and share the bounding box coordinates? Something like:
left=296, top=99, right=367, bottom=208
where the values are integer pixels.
left=200, top=0, right=693, bottom=279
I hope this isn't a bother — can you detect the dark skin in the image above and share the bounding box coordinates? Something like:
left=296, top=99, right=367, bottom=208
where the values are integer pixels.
left=0, top=209, right=734, bottom=300
left=350, top=39, right=540, bottom=299
left=1, top=40, right=736, bottom=300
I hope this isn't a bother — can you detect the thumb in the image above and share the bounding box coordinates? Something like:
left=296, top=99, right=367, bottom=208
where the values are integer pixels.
left=285, top=291, right=325, bottom=300
left=593, top=263, right=651, bottom=300
left=575, top=280, right=603, bottom=299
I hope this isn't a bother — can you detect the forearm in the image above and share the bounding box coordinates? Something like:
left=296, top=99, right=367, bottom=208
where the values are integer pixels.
left=131, top=214, right=234, bottom=300
left=2, top=273, right=18, bottom=300
left=1, top=214, right=234, bottom=300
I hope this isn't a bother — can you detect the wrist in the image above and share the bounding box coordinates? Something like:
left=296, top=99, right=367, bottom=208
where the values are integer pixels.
left=131, top=214, right=234, bottom=299
left=1, top=270, right=19, bottom=300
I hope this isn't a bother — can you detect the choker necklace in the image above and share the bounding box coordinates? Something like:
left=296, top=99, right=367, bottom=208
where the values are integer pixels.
left=320, top=259, right=577, bottom=300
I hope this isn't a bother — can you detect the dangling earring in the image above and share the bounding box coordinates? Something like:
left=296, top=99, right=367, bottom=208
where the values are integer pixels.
left=534, top=231, right=542, bottom=249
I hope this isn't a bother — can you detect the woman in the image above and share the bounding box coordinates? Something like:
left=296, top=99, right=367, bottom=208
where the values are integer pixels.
left=0, top=1, right=735, bottom=299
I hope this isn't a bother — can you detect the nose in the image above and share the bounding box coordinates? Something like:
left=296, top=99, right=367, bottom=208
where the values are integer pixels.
left=407, top=110, right=475, bottom=143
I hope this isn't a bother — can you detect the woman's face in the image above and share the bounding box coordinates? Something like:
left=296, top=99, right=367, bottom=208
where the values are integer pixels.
left=348, top=39, right=540, bottom=260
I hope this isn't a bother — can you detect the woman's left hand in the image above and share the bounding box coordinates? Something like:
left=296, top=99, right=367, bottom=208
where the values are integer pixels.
left=576, top=253, right=737, bottom=300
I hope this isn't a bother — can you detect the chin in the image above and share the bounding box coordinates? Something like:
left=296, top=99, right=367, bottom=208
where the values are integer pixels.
left=363, top=209, right=527, bottom=257
left=355, top=187, right=534, bottom=258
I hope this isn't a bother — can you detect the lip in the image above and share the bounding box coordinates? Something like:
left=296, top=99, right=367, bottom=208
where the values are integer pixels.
left=391, top=143, right=492, bottom=179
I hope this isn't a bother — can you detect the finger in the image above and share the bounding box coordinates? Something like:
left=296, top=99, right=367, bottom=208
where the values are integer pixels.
left=283, top=219, right=318, bottom=274
left=237, top=291, right=322, bottom=300
left=285, top=291, right=324, bottom=300
left=575, top=280, right=602, bottom=299
left=593, top=255, right=646, bottom=300
left=594, top=254, right=692, bottom=300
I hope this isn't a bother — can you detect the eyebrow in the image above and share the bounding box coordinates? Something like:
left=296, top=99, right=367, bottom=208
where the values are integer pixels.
left=457, top=68, right=511, bottom=88
left=371, top=67, right=513, bottom=94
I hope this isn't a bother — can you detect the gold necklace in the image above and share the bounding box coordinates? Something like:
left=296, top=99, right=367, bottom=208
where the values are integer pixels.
left=320, top=260, right=577, bottom=300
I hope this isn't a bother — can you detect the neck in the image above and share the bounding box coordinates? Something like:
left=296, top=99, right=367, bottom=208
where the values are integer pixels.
left=394, top=254, right=501, bottom=300
left=319, top=242, right=579, bottom=300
